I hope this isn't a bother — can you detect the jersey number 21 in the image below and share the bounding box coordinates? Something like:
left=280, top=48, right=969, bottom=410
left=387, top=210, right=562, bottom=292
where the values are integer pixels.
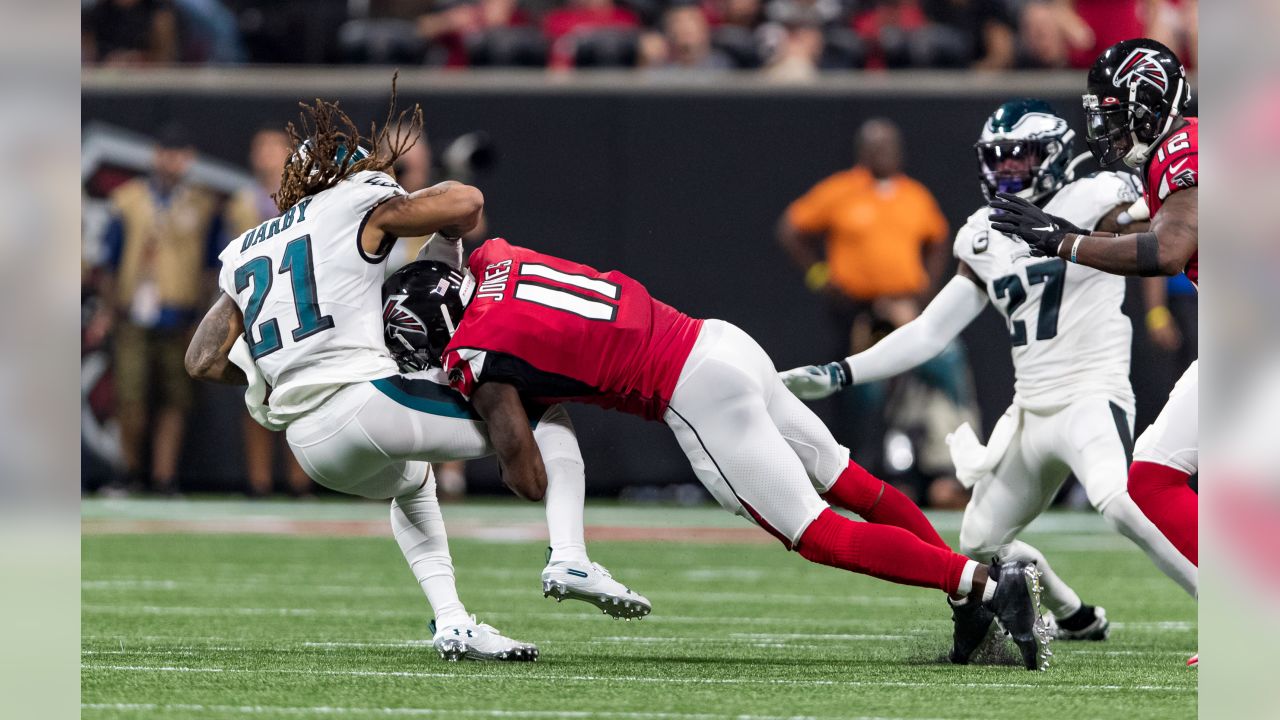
left=234, top=235, right=335, bottom=359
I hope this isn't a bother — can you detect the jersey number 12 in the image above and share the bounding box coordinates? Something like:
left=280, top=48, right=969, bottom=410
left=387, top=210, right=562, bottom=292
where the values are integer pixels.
left=992, top=259, right=1065, bottom=347
left=234, top=234, right=336, bottom=359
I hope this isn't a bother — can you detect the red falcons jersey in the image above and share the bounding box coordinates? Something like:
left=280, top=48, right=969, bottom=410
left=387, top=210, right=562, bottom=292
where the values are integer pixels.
left=1144, top=117, right=1199, bottom=285
left=442, top=239, right=704, bottom=421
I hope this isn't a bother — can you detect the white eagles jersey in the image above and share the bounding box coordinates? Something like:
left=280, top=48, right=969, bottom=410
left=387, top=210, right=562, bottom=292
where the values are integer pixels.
left=955, top=171, right=1142, bottom=413
left=217, top=170, right=407, bottom=426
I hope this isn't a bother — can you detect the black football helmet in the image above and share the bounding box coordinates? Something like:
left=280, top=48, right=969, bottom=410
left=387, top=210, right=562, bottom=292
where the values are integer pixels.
left=1082, top=38, right=1191, bottom=168
left=382, top=261, right=475, bottom=371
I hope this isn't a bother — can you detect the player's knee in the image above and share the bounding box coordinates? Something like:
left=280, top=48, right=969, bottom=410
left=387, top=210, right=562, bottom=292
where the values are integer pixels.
left=1127, top=461, right=1182, bottom=503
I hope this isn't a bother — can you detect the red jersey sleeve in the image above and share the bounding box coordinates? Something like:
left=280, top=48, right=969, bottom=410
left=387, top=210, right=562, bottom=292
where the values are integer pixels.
left=1144, top=120, right=1198, bottom=215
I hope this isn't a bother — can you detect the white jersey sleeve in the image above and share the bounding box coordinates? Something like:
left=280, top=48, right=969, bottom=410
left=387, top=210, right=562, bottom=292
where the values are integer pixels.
left=954, top=173, right=1137, bottom=413
left=218, top=171, right=408, bottom=426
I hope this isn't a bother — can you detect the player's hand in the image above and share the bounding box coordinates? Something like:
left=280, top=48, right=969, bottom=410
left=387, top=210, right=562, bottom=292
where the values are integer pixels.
left=988, top=192, right=1087, bottom=257
left=779, top=361, right=851, bottom=400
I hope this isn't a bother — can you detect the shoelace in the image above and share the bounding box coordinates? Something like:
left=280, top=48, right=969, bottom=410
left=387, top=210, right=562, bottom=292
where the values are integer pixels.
left=590, top=562, right=612, bottom=578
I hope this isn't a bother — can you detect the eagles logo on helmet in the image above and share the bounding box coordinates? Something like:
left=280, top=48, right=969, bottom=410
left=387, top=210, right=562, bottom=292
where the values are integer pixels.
left=1082, top=38, right=1191, bottom=169
left=974, top=98, right=1075, bottom=203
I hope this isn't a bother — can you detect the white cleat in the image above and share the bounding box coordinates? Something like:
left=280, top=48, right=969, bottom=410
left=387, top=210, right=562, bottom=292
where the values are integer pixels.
left=541, top=561, right=651, bottom=620
left=430, top=615, right=539, bottom=662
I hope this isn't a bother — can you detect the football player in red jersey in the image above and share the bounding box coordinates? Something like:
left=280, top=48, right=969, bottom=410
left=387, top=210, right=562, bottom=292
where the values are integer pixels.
left=387, top=235, right=1053, bottom=671
left=986, top=39, right=1199, bottom=635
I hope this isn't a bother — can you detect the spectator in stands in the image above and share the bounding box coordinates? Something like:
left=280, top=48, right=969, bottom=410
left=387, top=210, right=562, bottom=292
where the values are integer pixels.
left=416, top=0, right=528, bottom=67
left=763, top=19, right=825, bottom=80
left=641, top=3, right=735, bottom=70
left=777, top=119, right=950, bottom=469
left=852, top=0, right=928, bottom=70
left=82, top=0, right=181, bottom=66
left=95, top=125, right=224, bottom=494
left=544, top=0, right=641, bottom=69
left=1061, top=0, right=1196, bottom=70
left=703, top=0, right=765, bottom=67
left=224, top=129, right=313, bottom=498
left=919, top=0, right=1016, bottom=69
left=1015, top=0, right=1076, bottom=69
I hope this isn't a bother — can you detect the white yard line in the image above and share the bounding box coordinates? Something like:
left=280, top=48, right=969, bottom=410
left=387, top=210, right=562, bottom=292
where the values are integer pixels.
left=80, top=703, right=945, bottom=720
left=80, top=664, right=1195, bottom=693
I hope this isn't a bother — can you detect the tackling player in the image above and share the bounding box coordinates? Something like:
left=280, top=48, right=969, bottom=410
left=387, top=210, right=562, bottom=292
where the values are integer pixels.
left=986, top=40, right=1199, bottom=581
left=779, top=99, right=1197, bottom=643
left=392, top=235, right=1053, bottom=671
left=185, top=84, right=648, bottom=662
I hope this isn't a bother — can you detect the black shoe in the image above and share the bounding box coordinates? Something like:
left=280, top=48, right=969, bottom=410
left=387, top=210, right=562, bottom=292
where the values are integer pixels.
left=984, top=561, right=1052, bottom=671
left=948, top=595, right=997, bottom=664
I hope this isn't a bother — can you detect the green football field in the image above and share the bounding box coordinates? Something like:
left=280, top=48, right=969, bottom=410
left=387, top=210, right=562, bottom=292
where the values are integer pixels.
left=82, top=498, right=1197, bottom=720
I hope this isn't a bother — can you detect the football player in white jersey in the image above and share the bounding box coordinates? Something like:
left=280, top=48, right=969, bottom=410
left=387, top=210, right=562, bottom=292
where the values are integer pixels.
left=780, top=99, right=1197, bottom=646
left=185, top=87, right=648, bottom=662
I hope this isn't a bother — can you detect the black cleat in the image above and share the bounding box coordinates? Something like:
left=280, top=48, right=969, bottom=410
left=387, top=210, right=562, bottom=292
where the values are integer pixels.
left=984, top=561, right=1052, bottom=671
left=948, top=595, right=997, bottom=664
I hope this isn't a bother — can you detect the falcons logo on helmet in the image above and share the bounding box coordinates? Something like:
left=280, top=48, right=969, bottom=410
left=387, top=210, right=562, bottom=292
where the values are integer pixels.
left=383, top=294, right=427, bottom=335
left=1113, top=47, right=1170, bottom=94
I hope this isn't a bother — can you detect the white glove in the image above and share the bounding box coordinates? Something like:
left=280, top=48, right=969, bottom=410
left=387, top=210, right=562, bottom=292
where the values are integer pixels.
left=778, top=361, right=851, bottom=400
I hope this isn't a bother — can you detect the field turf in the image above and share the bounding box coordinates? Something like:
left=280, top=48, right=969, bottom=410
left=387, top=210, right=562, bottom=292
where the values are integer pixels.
left=82, top=498, right=1197, bottom=720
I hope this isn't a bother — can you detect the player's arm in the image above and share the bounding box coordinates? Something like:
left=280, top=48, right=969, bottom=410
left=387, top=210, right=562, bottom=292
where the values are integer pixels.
left=185, top=292, right=248, bottom=385
left=1056, top=188, right=1196, bottom=276
left=779, top=264, right=988, bottom=400
left=471, top=381, right=548, bottom=502
left=990, top=188, right=1196, bottom=277
left=362, top=181, right=484, bottom=255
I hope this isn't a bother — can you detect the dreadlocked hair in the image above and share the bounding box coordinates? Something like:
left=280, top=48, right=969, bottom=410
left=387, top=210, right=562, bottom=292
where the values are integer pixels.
left=274, top=73, right=424, bottom=213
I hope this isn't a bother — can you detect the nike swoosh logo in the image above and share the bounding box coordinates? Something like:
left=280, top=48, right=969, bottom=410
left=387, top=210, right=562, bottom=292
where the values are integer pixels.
left=1033, top=226, right=1054, bottom=232
left=1169, top=157, right=1190, bottom=174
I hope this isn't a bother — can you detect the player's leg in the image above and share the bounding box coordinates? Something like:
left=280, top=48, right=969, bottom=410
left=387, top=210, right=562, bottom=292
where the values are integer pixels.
left=533, top=404, right=650, bottom=618
left=389, top=462, right=537, bottom=661
left=1057, top=398, right=1197, bottom=597
left=1128, top=362, right=1198, bottom=565
left=285, top=388, right=538, bottom=661
left=766, top=385, right=949, bottom=550
left=666, top=321, right=1049, bottom=669
left=958, top=417, right=1110, bottom=641
left=357, top=378, right=650, bottom=617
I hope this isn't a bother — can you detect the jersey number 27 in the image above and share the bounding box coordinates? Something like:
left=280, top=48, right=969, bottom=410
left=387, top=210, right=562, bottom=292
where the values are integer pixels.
left=234, top=234, right=335, bottom=359
left=992, top=259, right=1065, bottom=347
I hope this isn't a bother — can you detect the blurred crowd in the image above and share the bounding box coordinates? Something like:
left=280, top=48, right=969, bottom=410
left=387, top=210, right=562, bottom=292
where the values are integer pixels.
left=83, top=0, right=1197, bottom=75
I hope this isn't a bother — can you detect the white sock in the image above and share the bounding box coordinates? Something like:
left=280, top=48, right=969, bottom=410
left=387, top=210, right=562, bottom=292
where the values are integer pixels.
left=535, top=407, right=590, bottom=565
left=1102, top=494, right=1198, bottom=598
left=982, top=577, right=998, bottom=603
left=390, top=472, right=469, bottom=628
left=956, top=560, right=979, bottom=596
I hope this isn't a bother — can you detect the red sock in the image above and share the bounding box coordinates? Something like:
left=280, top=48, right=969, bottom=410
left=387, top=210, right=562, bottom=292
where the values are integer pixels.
left=822, top=460, right=951, bottom=550
left=1128, top=461, right=1198, bottom=565
left=797, top=508, right=969, bottom=593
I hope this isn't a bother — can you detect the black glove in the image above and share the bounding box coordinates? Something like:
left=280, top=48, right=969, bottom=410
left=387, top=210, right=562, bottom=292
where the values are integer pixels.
left=988, top=192, right=1087, bottom=258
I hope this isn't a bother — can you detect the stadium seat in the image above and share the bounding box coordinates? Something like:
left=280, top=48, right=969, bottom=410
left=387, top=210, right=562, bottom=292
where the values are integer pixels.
left=465, top=27, right=550, bottom=68
left=571, top=29, right=642, bottom=68
left=335, top=18, right=426, bottom=65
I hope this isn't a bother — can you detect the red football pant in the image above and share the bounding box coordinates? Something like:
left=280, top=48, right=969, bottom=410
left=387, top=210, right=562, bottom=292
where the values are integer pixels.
left=822, top=459, right=951, bottom=551
left=798, top=509, right=969, bottom=593
left=1128, top=461, right=1198, bottom=565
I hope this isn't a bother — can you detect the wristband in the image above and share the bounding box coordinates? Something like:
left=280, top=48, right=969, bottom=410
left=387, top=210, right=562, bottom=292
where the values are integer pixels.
left=1146, top=306, right=1173, bottom=331
left=804, top=261, right=830, bottom=292
left=1068, top=235, right=1084, bottom=263
left=837, top=359, right=853, bottom=387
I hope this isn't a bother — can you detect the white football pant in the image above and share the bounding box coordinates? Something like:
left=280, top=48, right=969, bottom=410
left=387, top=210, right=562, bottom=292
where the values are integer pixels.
left=960, top=397, right=1198, bottom=613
